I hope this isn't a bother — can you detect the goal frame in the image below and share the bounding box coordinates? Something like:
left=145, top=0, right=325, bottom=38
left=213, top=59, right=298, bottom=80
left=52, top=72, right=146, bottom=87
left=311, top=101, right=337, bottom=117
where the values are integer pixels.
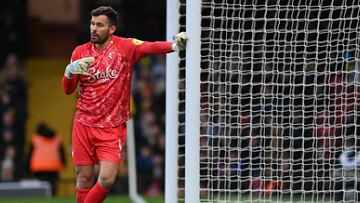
left=165, top=0, right=202, bottom=202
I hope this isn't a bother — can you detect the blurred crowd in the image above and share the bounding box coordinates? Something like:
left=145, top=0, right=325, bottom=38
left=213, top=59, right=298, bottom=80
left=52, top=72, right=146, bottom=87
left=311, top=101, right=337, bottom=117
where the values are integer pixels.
left=0, top=53, right=28, bottom=182
left=195, top=52, right=360, bottom=198
left=0, top=0, right=28, bottom=183
left=132, top=55, right=167, bottom=195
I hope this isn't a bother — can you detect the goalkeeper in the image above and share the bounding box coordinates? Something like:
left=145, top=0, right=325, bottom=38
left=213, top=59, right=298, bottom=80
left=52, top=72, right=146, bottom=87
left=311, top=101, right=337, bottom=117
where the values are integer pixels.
left=61, top=6, right=187, bottom=203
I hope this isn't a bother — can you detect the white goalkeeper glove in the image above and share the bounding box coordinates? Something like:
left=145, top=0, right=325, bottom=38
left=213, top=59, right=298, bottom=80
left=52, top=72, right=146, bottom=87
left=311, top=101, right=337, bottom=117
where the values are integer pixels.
left=64, top=57, right=95, bottom=79
left=172, top=32, right=188, bottom=52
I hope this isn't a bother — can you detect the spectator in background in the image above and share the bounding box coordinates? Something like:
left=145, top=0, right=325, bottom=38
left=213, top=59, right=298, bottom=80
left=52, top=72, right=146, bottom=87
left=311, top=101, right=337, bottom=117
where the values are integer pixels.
left=0, top=146, right=16, bottom=182
left=339, top=138, right=360, bottom=169
left=1, top=53, right=28, bottom=100
left=0, top=128, right=16, bottom=161
left=2, top=110, right=18, bottom=145
left=28, top=123, right=66, bottom=196
left=152, top=55, right=166, bottom=78
left=145, top=154, right=163, bottom=196
left=334, top=137, right=360, bottom=201
left=136, top=145, right=154, bottom=193
left=0, top=110, right=21, bottom=182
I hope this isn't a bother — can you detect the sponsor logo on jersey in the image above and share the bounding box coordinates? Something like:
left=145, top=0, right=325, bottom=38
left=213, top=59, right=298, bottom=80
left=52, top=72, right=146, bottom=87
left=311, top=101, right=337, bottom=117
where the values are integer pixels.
left=88, top=67, right=118, bottom=83
left=109, top=52, right=114, bottom=59
left=131, top=38, right=144, bottom=46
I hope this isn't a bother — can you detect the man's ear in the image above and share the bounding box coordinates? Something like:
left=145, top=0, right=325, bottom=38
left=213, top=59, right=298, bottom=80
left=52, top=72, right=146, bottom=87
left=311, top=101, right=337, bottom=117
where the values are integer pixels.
left=110, top=25, right=116, bottom=34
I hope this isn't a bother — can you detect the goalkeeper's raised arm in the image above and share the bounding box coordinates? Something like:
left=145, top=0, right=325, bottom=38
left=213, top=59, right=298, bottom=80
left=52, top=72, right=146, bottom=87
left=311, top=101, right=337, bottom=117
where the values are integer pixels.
left=60, top=5, right=187, bottom=203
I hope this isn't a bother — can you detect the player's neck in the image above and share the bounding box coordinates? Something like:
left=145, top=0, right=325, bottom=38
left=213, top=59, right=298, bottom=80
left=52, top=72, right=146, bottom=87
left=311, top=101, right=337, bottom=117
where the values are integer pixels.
left=94, top=36, right=113, bottom=51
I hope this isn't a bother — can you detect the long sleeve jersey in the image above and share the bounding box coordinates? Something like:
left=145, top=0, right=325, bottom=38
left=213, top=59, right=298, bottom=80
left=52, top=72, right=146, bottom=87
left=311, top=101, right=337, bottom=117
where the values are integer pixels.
left=62, top=36, right=173, bottom=127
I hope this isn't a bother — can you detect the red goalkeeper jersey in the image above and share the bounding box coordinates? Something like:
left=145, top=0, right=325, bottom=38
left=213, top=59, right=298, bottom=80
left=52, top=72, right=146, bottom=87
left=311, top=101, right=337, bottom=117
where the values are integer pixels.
left=62, top=36, right=173, bottom=127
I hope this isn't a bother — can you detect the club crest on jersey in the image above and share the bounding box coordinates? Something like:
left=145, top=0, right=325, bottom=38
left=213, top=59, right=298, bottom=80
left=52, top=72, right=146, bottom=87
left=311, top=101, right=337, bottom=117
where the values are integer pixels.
left=131, top=38, right=144, bottom=46
left=88, top=67, right=118, bottom=83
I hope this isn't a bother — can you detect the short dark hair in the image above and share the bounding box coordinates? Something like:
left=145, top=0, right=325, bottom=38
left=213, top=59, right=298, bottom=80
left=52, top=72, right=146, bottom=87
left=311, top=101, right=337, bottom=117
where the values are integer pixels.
left=91, top=6, right=118, bottom=26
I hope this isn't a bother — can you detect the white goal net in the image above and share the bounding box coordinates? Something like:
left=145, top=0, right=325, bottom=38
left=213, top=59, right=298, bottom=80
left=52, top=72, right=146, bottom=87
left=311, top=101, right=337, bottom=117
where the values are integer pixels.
left=167, top=0, right=360, bottom=202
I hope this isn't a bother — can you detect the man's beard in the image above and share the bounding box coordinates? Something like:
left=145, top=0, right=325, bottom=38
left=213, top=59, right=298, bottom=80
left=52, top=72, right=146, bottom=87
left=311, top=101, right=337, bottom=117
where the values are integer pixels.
left=91, top=33, right=109, bottom=44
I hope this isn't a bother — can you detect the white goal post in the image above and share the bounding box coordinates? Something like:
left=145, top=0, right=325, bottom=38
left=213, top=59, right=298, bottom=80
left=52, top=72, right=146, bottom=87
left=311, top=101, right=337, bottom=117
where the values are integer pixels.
left=167, top=0, right=360, bottom=202
left=127, top=119, right=147, bottom=203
